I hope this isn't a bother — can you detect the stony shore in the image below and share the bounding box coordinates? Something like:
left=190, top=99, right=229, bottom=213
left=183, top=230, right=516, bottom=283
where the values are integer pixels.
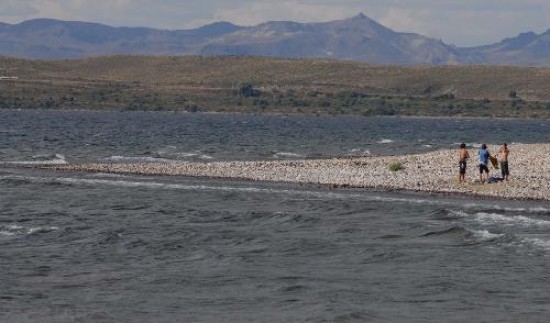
left=44, top=144, right=550, bottom=201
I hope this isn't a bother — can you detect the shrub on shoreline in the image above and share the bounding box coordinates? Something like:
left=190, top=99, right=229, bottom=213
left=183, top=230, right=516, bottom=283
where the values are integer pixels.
left=389, top=162, right=405, bottom=172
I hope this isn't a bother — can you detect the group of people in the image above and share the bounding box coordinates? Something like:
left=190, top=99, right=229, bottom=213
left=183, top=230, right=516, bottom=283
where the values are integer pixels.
left=458, top=142, right=510, bottom=183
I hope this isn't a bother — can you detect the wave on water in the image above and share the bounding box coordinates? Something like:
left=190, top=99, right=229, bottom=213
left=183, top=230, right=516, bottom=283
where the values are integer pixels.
left=2, top=172, right=547, bottom=218
left=476, top=212, right=550, bottom=227
left=462, top=203, right=550, bottom=214
left=448, top=210, right=550, bottom=227
left=0, top=174, right=286, bottom=194
left=106, top=156, right=176, bottom=163
left=522, top=236, right=550, bottom=251
left=151, top=145, right=215, bottom=161
left=0, top=174, right=465, bottom=204
left=377, top=139, right=394, bottom=144
left=421, top=226, right=467, bottom=237
left=108, top=153, right=214, bottom=163
left=13, top=176, right=455, bottom=204
left=90, top=172, right=134, bottom=179
left=175, top=152, right=199, bottom=158
left=420, top=226, right=504, bottom=244
left=349, top=148, right=371, bottom=155
left=1, top=172, right=548, bottom=218
left=4, top=154, right=67, bottom=165
left=154, top=145, right=178, bottom=154
left=0, top=224, right=59, bottom=238
left=173, top=152, right=213, bottom=160
left=471, top=229, right=505, bottom=242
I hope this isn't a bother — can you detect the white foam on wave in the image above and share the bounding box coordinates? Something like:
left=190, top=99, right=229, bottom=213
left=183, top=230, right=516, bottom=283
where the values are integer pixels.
left=377, top=139, right=394, bottom=144
left=111, top=152, right=215, bottom=161
left=462, top=203, right=550, bottom=214
left=350, top=148, right=371, bottom=155
left=371, top=195, right=451, bottom=206
left=156, top=145, right=210, bottom=159
left=90, top=172, right=133, bottom=179
left=0, top=174, right=460, bottom=205
left=0, top=224, right=59, bottom=237
left=484, top=212, right=550, bottom=227
left=523, top=237, right=550, bottom=251
left=6, top=154, right=67, bottom=165
left=106, top=156, right=175, bottom=163
left=34, top=176, right=282, bottom=194
left=156, top=145, right=178, bottom=154
left=450, top=210, right=550, bottom=227
left=0, top=224, right=22, bottom=236
left=176, top=152, right=199, bottom=158
left=447, top=210, right=470, bottom=218
left=168, top=152, right=213, bottom=160
left=471, top=229, right=505, bottom=241
left=1, top=173, right=276, bottom=194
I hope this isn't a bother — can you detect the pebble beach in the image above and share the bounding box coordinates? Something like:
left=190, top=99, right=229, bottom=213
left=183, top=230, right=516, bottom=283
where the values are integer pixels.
left=44, top=144, right=550, bottom=201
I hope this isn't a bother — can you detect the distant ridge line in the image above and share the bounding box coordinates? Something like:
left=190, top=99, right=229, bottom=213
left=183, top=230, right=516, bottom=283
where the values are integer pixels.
left=0, top=14, right=548, bottom=66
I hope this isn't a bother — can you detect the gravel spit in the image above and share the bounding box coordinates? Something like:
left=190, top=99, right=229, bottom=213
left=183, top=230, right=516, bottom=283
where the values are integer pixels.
left=44, top=144, right=550, bottom=201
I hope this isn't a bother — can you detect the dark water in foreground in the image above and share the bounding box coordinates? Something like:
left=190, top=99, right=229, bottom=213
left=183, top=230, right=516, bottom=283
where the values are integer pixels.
left=1, top=110, right=550, bottom=322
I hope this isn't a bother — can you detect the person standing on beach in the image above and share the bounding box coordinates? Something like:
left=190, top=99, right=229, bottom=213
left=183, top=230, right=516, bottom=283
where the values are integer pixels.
left=498, top=143, right=510, bottom=181
left=478, top=143, right=490, bottom=183
left=458, top=143, right=470, bottom=183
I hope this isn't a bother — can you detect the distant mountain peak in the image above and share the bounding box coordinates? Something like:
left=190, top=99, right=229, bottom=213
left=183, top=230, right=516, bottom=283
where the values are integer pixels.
left=194, top=21, right=242, bottom=36
left=347, top=12, right=381, bottom=24
left=337, top=12, right=392, bottom=32
left=515, top=31, right=538, bottom=41
left=0, top=15, right=548, bottom=66
left=352, top=12, right=369, bottom=20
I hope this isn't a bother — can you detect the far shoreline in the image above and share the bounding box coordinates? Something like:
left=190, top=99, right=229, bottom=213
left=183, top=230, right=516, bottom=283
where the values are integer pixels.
left=2, top=107, right=550, bottom=122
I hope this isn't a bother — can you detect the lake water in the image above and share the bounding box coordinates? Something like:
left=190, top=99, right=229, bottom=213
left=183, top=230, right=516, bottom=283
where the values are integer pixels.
left=1, top=110, right=550, bottom=322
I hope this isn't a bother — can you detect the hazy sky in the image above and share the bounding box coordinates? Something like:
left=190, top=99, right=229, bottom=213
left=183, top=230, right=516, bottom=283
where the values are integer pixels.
left=1, top=0, right=549, bottom=47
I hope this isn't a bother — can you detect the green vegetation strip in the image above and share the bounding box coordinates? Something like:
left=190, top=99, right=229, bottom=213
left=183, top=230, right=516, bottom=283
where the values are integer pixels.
left=1, top=56, right=550, bottom=117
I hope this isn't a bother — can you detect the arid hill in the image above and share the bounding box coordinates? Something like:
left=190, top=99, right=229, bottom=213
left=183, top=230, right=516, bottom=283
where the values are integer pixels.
left=1, top=56, right=550, bottom=117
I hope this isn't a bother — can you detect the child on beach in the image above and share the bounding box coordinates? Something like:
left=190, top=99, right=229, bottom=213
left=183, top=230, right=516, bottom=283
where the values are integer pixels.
left=458, top=143, right=470, bottom=183
left=478, top=144, right=490, bottom=183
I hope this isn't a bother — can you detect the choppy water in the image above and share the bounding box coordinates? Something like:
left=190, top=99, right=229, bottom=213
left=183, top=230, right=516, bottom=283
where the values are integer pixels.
left=1, top=110, right=550, bottom=322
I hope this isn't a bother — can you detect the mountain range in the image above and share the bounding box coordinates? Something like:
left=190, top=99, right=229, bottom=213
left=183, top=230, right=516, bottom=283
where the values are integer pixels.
left=0, top=13, right=549, bottom=66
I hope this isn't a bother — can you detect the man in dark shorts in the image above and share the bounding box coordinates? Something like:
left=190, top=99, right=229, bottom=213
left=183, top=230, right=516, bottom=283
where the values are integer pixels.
left=499, top=143, right=510, bottom=181
left=478, top=143, right=490, bottom=183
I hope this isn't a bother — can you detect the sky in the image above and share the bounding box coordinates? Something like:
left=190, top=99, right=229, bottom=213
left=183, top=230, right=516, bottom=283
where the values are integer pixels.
left=1, top=0, right=549, bottom=47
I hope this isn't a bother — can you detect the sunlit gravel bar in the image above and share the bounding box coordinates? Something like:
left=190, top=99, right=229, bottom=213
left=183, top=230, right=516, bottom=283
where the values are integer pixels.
left=45, top=144, right=550, bottom=201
